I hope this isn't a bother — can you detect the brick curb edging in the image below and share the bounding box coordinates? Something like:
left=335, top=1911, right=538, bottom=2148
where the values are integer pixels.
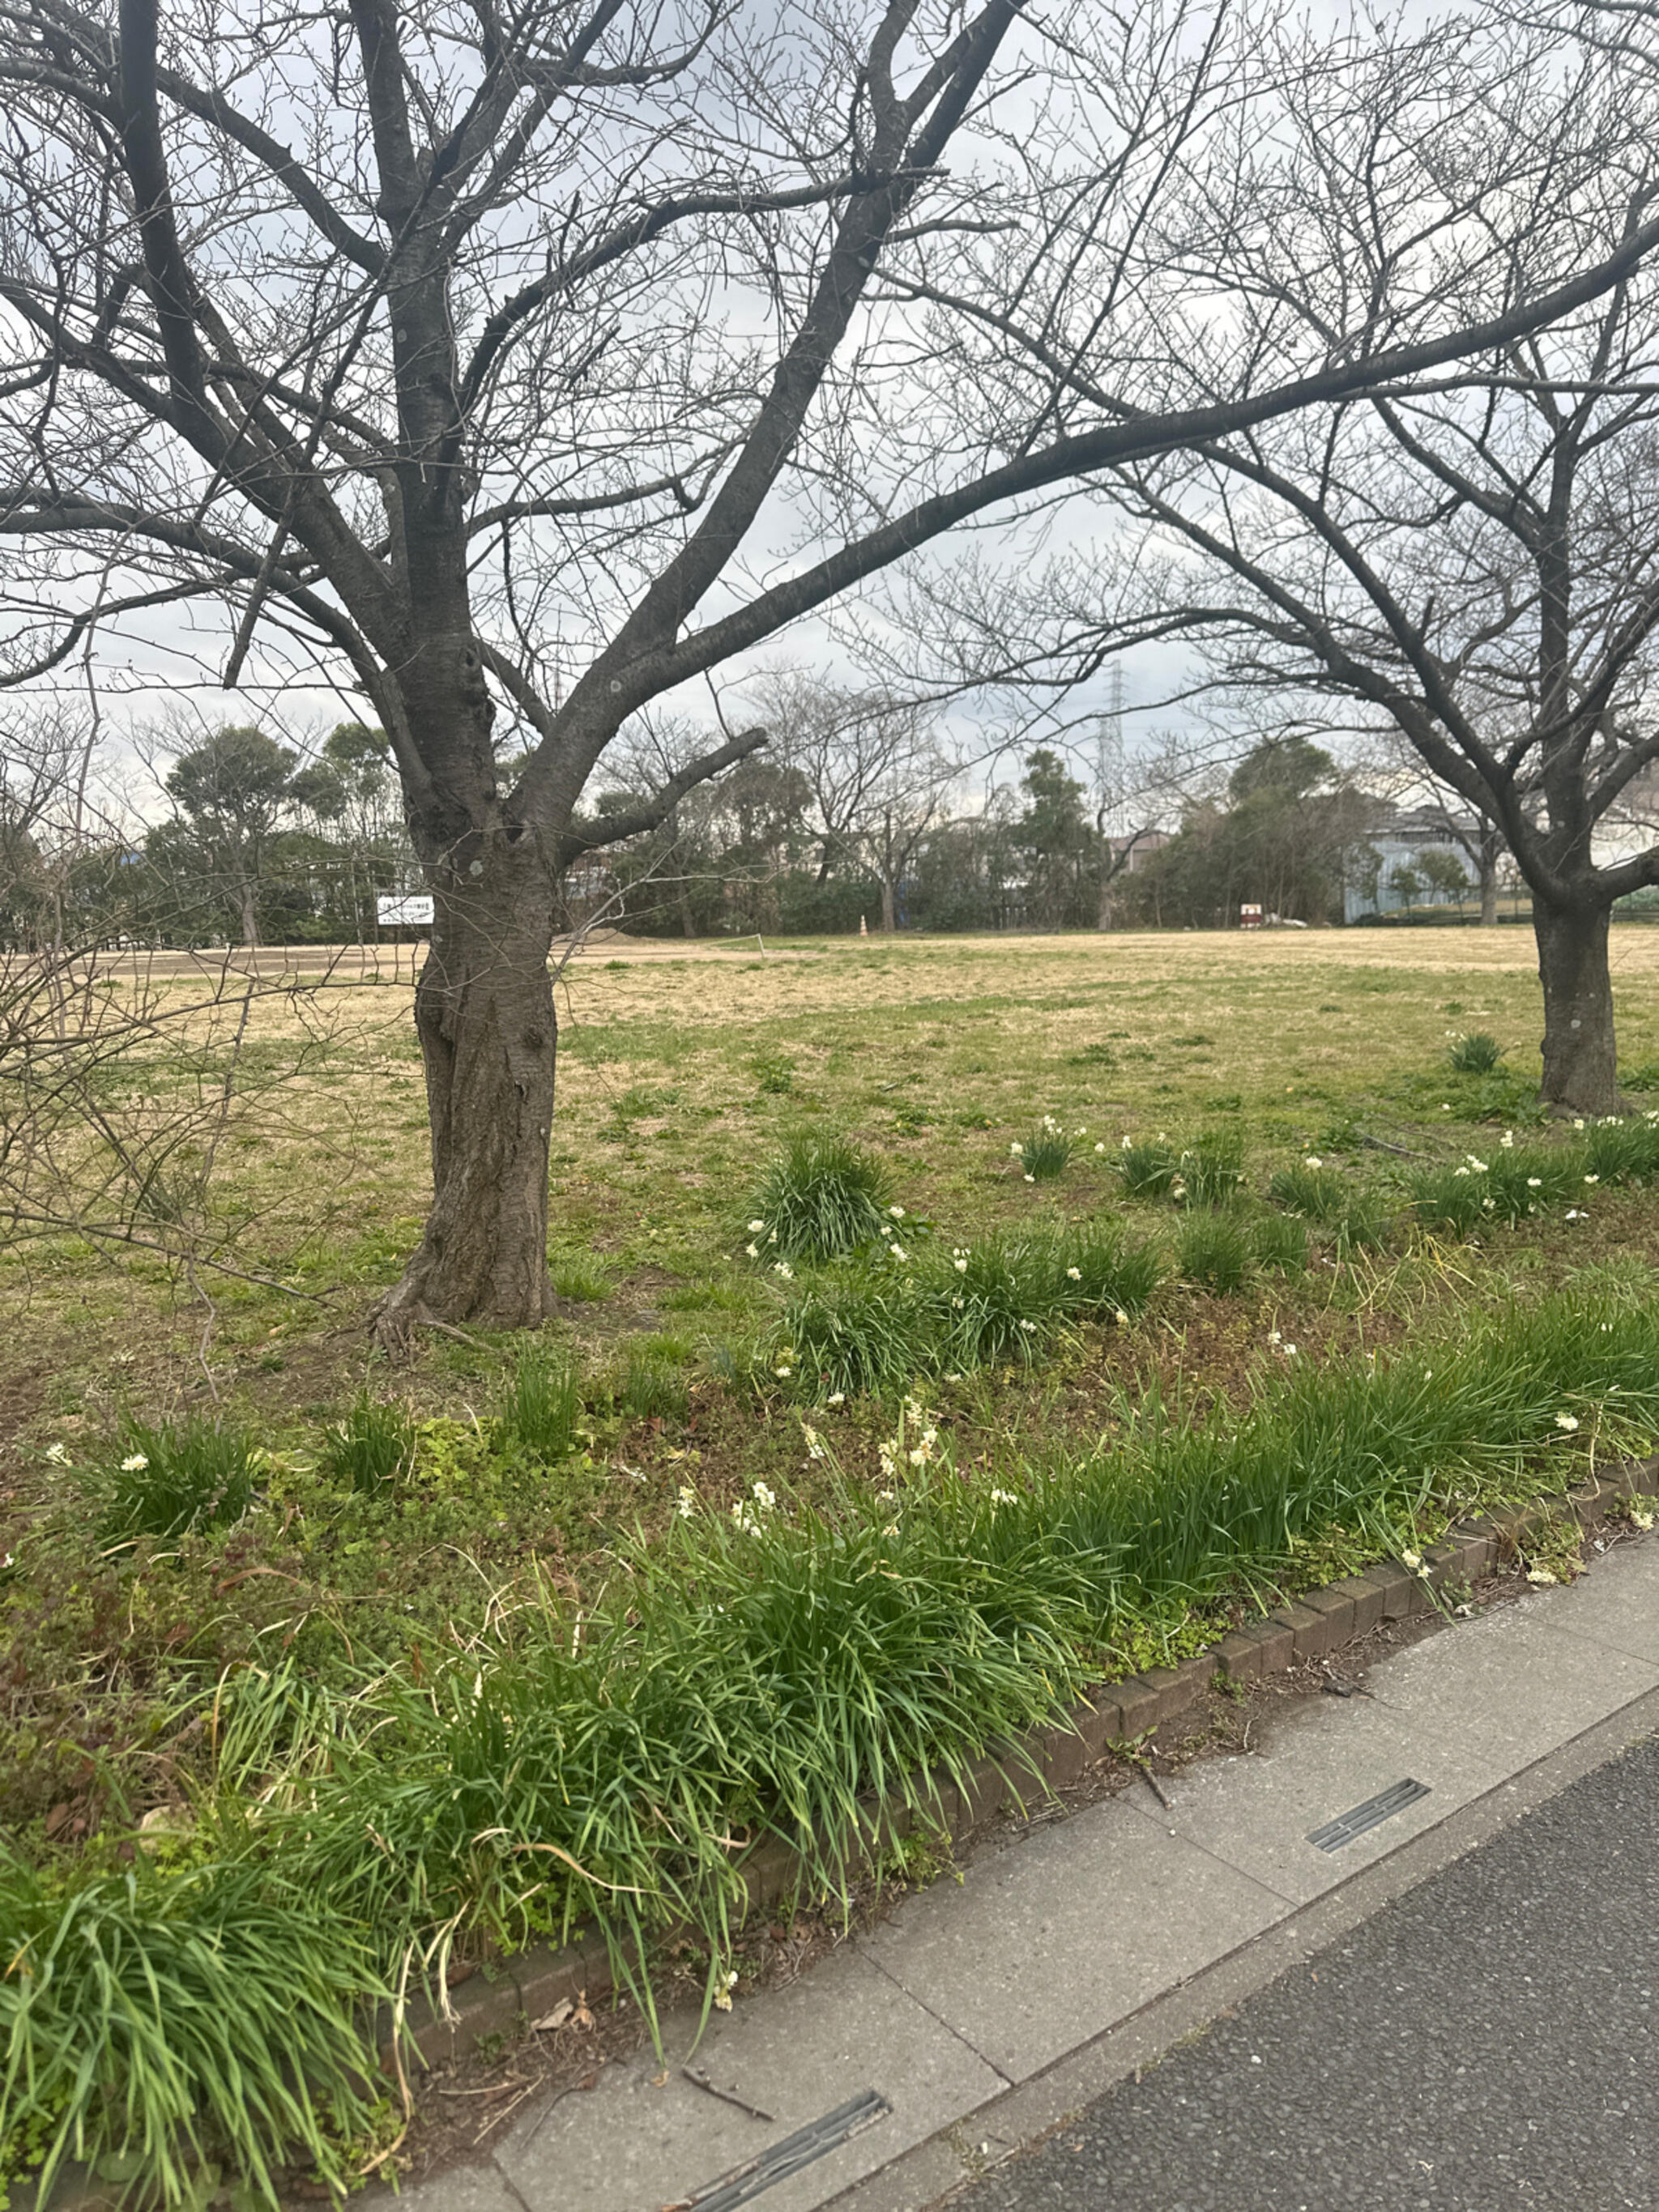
left=391, top=1455, right=1659, bottom=2073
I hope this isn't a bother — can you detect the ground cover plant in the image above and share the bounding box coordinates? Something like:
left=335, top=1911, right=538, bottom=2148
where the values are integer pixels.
left=3, top=1276, right=1656, bottom=2206
left=7, top=927, right=1659, bottom=2198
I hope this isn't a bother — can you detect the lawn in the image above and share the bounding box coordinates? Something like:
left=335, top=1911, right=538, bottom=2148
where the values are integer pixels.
left=5, top=923, right=1659, bottom=2201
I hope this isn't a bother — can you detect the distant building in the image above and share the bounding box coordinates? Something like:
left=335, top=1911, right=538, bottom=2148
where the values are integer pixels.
left=1343, top=805, right=1482, bottom=923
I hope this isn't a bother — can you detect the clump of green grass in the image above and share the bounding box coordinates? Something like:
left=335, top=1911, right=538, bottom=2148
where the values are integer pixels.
left=1413, top=1140, right=1582, bottom=1236
left=775, top=1223, right=1160, bottom=1397
left=1268, top=1161, right=1349, bottom=1221
left=747, top=1135, right=892, bottom=1262
left=752, top=1050, right=796, bottom=1096
left=0, top=1850, right=385, bottom=2210
left=1010, top=1115, right=1073, bottom=1181
left=318, top=1396, right=416, bottom=1495
left=1116, top=1135, right=1182, bottom=1197
left=1448, top=1032, right=1504, bottom=1073
left=1114, top=1127, right=1243, bottom=1205
left=551, top=1251, right=612, bottom=1302
left=97, top=1418, right=261, bottom=1542
left=1185, top=1128, right=1247, bottom=1205
left=497, top=1341, right=582, bottom=1461
left=619, top=1348, right=690, bottom=1423
left=1177, top=1213, right=1250, bottom=1294
left=1251, top=1213, right=1307, bottom=1274
left=1333, top=1194, right=1395, bottom=1255
left=1582, top=1115, right=1659, bottom=1186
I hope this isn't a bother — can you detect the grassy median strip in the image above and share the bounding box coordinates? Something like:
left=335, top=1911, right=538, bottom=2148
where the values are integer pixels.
left=4, top=1278, right=1657, bottom=2205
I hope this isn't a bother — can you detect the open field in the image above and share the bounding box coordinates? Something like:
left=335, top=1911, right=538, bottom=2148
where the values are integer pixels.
left=7, top=923, right=1659, bottom=2202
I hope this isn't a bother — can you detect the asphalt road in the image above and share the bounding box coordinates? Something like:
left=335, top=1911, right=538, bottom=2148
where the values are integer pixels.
left=947, top=1733, right=1659, bottom=2212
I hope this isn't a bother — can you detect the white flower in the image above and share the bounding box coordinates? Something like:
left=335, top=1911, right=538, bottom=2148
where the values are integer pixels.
left=745, top=1242, right=759, bottom=1258
left=120, top=1452, right=149, bottom=1473
left=1400, top=1548, right=1422, bottom=1571
left=890, top=1244, right=908, bottom=1262
left=1499, top=1131, right=1514, bottom=1149
left=773, top=1364, right=792, bottom=1379
left=878, top=1442, right=898, bottom=1479
left=731, top=1503, right=761, bottom=1535
left=1120, top=1134, right=1132, bottom=1150
left=1009, top=1141, right=1024, bottom=1157
left=1525, top=1566, right=1559, bottom=1587
left=1573, top=1118, right=1584, bottom=1130
left=713, top=1969, right=739, bottom=2012
left=1113, top=1308, right=1128, bottom=1326
left=953, top=1255, right=969, bottom=1274
left=989, top=1488, right=1018, bottom=1507
left=1282, top=1342, right=1298, bottom=1356
left=1019, top=1319, right=1038, bottom=1332
left=881, top=1521, right=900, bottom=1537
left=1527, top=1177, right=1542, bottom=1188
left=801, top=1424, right=826, bottom=1461
left=944, top=1371, right=964, bottom=1382
left=1023, top=1173, right=1035, bottom=1183
left=1066, top=1266, right=1081, bottom=1281
left=45, top=1443, right=70, bottom=1465
left=752, top=1481, right=777, bottom=1511
left=889, top=1205, right=906, bottom=1220
left=1566, top=1208, right=1584, bottom=1220
left=826, top=1392, right=846, bottom=1408
left=1453, top=1166, right=1470, bottom=1178
left=676, top=1485, right=697, bottom=1519
left=1094, top=1142, right=1107, bottom=1153
left=1632, top=1507, right=1654, bottom=1531
left=1584, top=1174, right=1600, bottom=1186
left=1555, top=1413, right=1580, bottom=1432
left=748, top=1219, right=766, bottom=1233
left=1269, top=1328, right=1282, bottom=1344
left=1303, top=1155, right=1323, bottom=1170
left=1441, top=1102, right=1452, bottom=1110
left=1465, top=1155, right=1488, bottom=1173
left=1170, top=1178, right=1188, bottom=1201
left=768, top=1227, right=778, bottom=1242
left=876, top=1489, right=896, bottom=1503
left=774, top=1260, right=794, bottom=1280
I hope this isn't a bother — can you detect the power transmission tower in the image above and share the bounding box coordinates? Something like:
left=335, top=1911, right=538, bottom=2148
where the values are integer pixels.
left=1094, top=670, right=1128, bottom=929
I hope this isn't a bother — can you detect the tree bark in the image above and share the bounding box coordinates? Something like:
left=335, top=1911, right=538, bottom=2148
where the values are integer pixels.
left=1533, top=896, right=1621, bottom=1115
left=376, top=837, right=559, bottom=1340
left=880, top=875, right=898, bottom=931
left=1478, top=826, right=1499, bottom=927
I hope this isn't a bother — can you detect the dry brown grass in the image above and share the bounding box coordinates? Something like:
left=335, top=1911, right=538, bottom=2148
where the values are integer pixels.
left=3, top=923, right=1658, bottom=1451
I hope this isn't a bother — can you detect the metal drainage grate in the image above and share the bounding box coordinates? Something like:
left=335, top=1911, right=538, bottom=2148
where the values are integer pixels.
left=667, top=2089, right=893, bottom=2212
left=1307, top=1777, right=1431, bottom=1853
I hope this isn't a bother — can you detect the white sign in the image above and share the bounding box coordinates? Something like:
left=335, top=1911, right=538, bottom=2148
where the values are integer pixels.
left=377, top=895, right=433, bottom=927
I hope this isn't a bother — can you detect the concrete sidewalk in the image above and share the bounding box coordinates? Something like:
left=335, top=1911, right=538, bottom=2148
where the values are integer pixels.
left=397, top=1535, right=1659, bottom=2212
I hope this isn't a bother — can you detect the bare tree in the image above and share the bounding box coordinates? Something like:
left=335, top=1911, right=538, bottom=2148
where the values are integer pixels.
left=4, top=1, right=1659, bottom=1328
left=750, top=671, right=960, bottom=925
left=926, top=21, right=1659, bottom=1108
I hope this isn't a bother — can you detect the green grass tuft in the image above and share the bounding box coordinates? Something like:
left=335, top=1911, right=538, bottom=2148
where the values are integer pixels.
left=1176, top=1212, right=1251, bottom=1294
left=1448, top=1031, right=1504, bottom=1073
left=97, top=1418, right=261, bottom=1542
left=497, top=1341, right=582, bottom=1461
left=747, top=1136, right=892, bottom=1262
left=318, top=1396, right=416, bottom=1495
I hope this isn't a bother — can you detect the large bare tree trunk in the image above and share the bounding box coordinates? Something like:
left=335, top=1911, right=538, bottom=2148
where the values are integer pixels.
left=1534, top=897, right=1621, bottom=1115
left=377, top=839, right=559, bottom=1340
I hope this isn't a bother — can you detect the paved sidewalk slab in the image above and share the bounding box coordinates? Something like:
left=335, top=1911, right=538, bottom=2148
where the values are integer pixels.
left=853, top=1796, right=1285, bottom=2080
left=1360, top=1603, right=1659, bottom=1767
left=1517, top=1532, right=1659, bottom=1663
left=1150, top=1695, right=1507, bottom=1904
left=491, top=1942, right=1002, bottom=2212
